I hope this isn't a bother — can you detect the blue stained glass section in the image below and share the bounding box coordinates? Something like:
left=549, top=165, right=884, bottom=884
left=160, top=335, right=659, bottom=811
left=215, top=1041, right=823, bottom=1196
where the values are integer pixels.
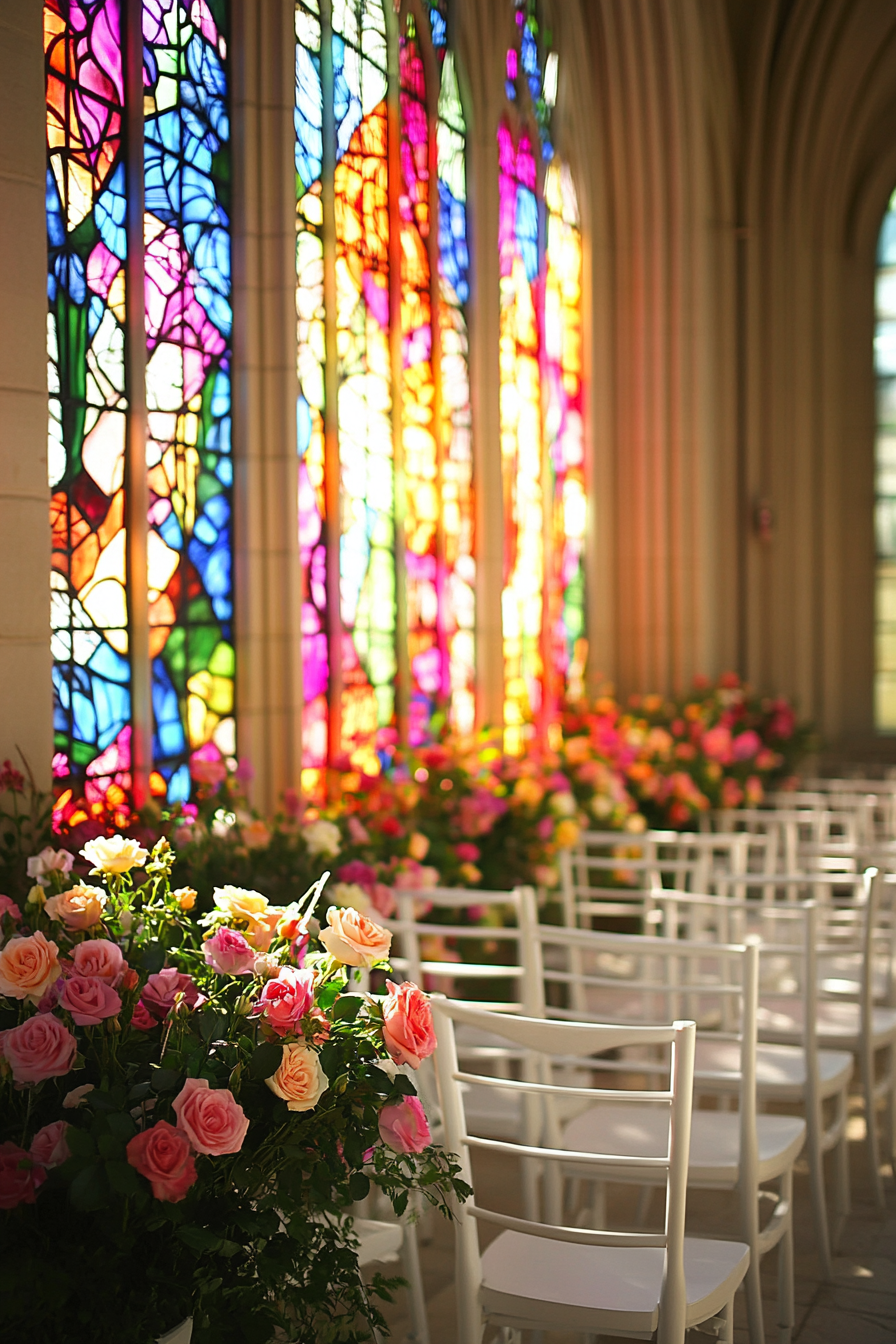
left=94, top=163, right=128, bottom=259
left=439, top=181, right=469, bottom=303
left=295, top=44, right=323, bottom=188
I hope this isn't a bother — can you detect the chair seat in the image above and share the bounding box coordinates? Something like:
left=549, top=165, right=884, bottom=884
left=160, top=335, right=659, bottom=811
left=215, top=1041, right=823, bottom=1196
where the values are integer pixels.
left=354, top=1218, right=404, bottom=1268
left=480, top=1229, right=750, bottom=1334
left=563, top=1103, right=805, bottom=1185
left=694, top=1038, right=854, bottom=1099
left=758, top=996, right=896, bottom=1048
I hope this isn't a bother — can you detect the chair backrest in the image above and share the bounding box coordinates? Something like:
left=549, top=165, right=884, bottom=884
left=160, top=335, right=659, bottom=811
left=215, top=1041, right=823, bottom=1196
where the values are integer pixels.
left=432, top=998, right=697, bottom=1344
left=387, top=885, right=526, bottom=1009
left=559, top=832, right=708, bottom=933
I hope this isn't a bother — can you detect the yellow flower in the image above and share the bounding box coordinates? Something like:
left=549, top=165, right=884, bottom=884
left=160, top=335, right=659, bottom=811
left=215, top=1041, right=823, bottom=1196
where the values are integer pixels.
left=513, top=777, right=544, bottom=808
left=174, top=887, right=197, bottom=911
left=554, top=819, right=581, bottom=850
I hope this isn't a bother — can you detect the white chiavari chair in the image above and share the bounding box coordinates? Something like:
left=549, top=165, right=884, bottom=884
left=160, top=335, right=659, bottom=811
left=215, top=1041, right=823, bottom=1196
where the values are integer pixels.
left=518, top=903, right=801, bottom=1344
left=433, top=1000, right=749, bottom=1344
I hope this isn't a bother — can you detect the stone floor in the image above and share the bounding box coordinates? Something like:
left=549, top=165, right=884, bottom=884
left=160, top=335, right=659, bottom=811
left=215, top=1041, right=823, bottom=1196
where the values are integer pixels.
left=377, top=1106, right=896, bottom=1343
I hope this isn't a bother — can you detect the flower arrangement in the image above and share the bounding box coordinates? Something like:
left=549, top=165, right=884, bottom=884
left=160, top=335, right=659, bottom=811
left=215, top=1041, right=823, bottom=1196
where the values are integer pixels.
left=560, top=673, right=816, bottom=830
left=0, top=836, right=467, bottom=1344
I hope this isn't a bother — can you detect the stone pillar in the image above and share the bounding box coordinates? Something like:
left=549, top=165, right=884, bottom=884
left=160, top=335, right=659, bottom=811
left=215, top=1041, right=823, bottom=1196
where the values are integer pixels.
left=231, top=0, right=304, bottom=814
left=0, top=0, right=52, bottom=788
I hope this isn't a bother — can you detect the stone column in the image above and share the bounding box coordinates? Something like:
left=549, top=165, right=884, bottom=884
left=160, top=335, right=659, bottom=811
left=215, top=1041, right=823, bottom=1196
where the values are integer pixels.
left=231, top=0, right=304, bottom=813
left=0, top=0, right=52, bottom=788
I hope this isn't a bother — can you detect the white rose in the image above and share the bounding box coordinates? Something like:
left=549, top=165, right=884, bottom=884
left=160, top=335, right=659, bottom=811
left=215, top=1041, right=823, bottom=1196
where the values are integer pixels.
left=549, top=791, right=577, bottom=816
left=303, top=819, right=342, bottom=859
left=591, top=794, right=613, bottom=819
left=81, top=835, right=149, bottom=875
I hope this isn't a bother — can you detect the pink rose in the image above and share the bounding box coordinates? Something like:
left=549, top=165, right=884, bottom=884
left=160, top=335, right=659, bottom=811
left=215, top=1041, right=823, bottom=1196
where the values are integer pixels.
left=702, top=725, right=732, bottom=763
left=454, top=843, right=480, bottom=863
left=720, top=778, right=744, bottom=809
left=202, top=927, right=256, bottom=976
left=0, top=1013, right=77, bottom=1084
left=0, top=931, right=60, bottom=1003
left=30, top=1120, right=71, bottom=1168
left=130, top=1001, right=157, bottom=1032
left=0, top=1142, right=45, bottom=1208
left=378, top=1096, right=431, bottom=1153
left=141, top=968, right=203, bottom=1021
left=71, top=939, right=126, bottom=986
left=59, top=975, right=122, bottom=1026
left=0, top=895, right=21, bottom=923
left=126, top=1120, right=197, bottom=1202
left=731, top=729, right=761, bottom=761
left=252, top=967, right=315, bottom=1037
left=172, top=1078, right=249, bottom=1156
left=370, top=884, right=397, bottom=918
left=381, top=980, right=436, bottom=1070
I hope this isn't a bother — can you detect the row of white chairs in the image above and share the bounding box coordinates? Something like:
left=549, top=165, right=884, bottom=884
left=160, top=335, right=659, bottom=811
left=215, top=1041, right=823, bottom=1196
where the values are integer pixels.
left=376, top=861, right=896, bottom=1344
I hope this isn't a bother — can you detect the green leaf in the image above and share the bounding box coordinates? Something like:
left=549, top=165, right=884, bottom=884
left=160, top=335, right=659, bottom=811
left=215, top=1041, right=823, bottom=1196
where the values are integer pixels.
left=150, top=1066, right=181, bottom=1092
left=332, top=994, right=363, bottom=1023
left=105, top=1160, right=142, bottom=1196
left=316, top=979, right=344, bottom=1012
left=199, top=1011, right=225, bottom=1043
left=177, top=1226, right=223, bottom=1254
left=393, top=1073, right=417, bottom=1097
left=249, top=1041, right=283, bottom=1080
left=65, top=1127, right=97, bottom=1159
left=349, top=1172, right=370, bottom=1202
left=97, top=1133, right=122, bottom=1161
left=69, top=1163, right=110, bottom=1211
left=105, top=1111, right=137, bottom=1141
left=128, top=1081, right=152, bottom=1102
left=141, top=942, right=166, bottom=973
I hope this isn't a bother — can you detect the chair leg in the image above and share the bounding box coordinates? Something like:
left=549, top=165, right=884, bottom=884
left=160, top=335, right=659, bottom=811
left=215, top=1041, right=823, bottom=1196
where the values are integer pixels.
left=832, top=1094, right=851, bottom=1254
left=777, top=1169, right=794, bottom=1344
left=400, top=1219, right=430, bottom=1344
left=720, top=1297, right=735, bottom=1344
left=806, top=1101, right=833, bottom=1280
left=744, top=1234, right=765, bottom=1344
left=860, top=1044, right=886, bottom=1208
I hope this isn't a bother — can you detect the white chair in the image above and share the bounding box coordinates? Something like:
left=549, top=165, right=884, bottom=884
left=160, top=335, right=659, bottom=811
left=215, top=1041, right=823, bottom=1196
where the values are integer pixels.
left=653, top=890, right=854, bottom=1279
left=559, top=833, right=705, bottom=934
left=745, top=868, right=896, bottom=1207
left=386, top=886, right=528, bottom=1142
left=433, top=999, right=750, bottom=1344
left=518, top=899, right=802, bottom=1344
left=355, top=1215, right=429, bottom=1344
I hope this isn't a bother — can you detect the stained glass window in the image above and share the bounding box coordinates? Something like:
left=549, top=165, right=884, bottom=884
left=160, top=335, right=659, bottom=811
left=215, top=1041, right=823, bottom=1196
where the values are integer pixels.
left=500, top=0, right=584, bottom=754
left=296, top=0, right=473, bottom=793
left=875, top=190, right=896, bottom=729
left=45, top=0, right=233, bottom=810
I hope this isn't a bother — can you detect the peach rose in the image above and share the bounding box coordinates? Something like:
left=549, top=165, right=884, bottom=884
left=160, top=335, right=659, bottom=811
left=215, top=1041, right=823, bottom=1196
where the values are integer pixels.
left=172, top=1078, right=249, bottom=1156
left=81, top=835, right=148, bottom=875
left=0, top=1142, right=45, bottom=1208
left=0, top=931, right=60, bottom=1003
left=378, top=1096, right=431, bottom=1153
left=126, top=1120, right=196, bottom=1202
left=381, top=980, right=436, bottom=1070
left=71, top=939, right=126, bottom=986
left=318, top=906, right=392, bottom=968
left=45, top=884, right=107, bottom=931
left=0, top=1012, right=77, bottom=1084
left=265, top=1042, right=329, bottom=1112
left=212, top=886, right=279, bottom=952
left=62, top=1083, right=95, bottom=1109
left=30, top=1120, right=71, bottom=1168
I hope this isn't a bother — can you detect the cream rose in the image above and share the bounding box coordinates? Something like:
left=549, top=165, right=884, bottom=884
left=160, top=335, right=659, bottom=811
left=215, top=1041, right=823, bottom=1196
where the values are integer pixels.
left=44, top=884, right=107, bottom=931
left=318, top=906, right=392, bottom=968
left=302, top=819, right=342, bottom=859
left=212, top=886, right=279, bottom=952
left=81, top=835, right=149, bottom=875
left=265, top=1042, right=329, bottom=1112
left=331, top=882, right=372, bottom=914
left=0, top=931, right=60, bottom=1003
